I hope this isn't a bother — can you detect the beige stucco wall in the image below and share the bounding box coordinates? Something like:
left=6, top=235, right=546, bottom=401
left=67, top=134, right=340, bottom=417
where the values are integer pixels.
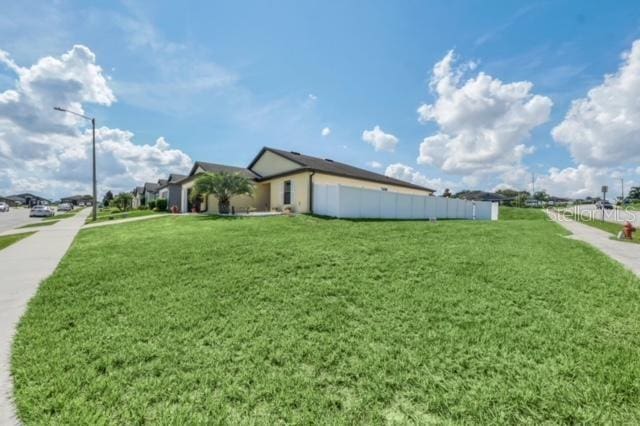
left=263, top=172, right=311, bottom=213
left=206, top=193, right=255, bottom=214
left=251, top=150, right=301, bottom=177
left=313, top=173, right=432, bottom=195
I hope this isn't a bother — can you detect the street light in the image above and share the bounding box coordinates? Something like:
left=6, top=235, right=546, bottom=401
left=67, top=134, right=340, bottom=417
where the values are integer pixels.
left=53, top=107, right=97, bottom=221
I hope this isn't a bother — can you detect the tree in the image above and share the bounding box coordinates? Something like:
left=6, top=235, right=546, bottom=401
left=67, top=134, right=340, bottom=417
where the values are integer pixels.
left=628, top=186, right=640, bottom=200
left=442, top=188, right=452, bottom=198
left=496, top=188, right=519, bottom=198
left=102, top=190, right=114, bottom=207
left=533, top=190, right=549, bottom=202
left=191, top=172, right=253, bottom=214
left=111, top=192, right=133, bottom=211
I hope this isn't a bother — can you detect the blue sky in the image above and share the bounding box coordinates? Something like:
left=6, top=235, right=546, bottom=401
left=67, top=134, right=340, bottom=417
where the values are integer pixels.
left=2, top=1, right=640, bottom=198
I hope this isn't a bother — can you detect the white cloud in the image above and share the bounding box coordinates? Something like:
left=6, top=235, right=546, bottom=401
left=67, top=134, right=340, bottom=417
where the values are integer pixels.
left=0, top=46, right=191, bottom=199
left=552, top=40, right=640, bottom=167
left=321, top=127, right=331, bottom=137
left=417, top=50, right=552, bottom=177
left=366, top=161, right=382, bottom=169
left=385, top=163, right=458, bottom=194
left=362, top=125, right=398, bottom=152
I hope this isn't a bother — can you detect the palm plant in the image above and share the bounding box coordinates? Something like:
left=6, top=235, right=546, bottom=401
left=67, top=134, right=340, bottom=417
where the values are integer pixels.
left=191, top=172, right=253, bottom=214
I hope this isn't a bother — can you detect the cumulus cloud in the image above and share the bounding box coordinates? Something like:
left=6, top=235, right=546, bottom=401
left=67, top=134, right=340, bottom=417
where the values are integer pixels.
left=0, top=45, right=191, bottom=198
left=366, top=160, right=382, bottom=169
left=362, top=125, right=398, bottom=152
left=552, top=40, right=640, bottom=167
left=321, top=127, right=331, bottom=137
left=385, top=163, right=458, bottom=194
left=417, top=50, right=552, bottom=176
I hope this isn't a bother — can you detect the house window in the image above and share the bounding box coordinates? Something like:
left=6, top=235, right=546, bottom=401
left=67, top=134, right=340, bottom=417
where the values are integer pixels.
left=283, top=180, right=292, bottom=204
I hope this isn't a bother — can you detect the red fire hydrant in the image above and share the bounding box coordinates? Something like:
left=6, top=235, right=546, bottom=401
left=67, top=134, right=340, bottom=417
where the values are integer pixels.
left=623, top=221, right=636, bottom=239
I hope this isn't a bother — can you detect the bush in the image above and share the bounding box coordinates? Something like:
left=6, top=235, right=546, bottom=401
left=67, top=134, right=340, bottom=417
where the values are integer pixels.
left=155, top=198, right=167, bottom=211
left=147, top=200, right=156, bottom=210
left=138, top=205, right=149, bottom=210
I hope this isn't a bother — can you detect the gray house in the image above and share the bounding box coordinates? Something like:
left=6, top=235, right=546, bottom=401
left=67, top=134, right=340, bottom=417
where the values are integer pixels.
left=157, top=174, right=187, bottom=211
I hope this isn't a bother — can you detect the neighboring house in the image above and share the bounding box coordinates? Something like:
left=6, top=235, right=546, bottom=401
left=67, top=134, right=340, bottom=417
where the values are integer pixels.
left=180, top=162, right=258, bottom=213
left=180, top=146, right=434, bottom=214
left=0, top=196, right=20, bottom=206
left=157, top=174, right=187, bottom=211
left=6, top=193, right=51, bottom=207
left=131, top=186, right=144, bottom=209
left=456, top=191, right=513, bottom=204
left=60, top=194, right=93, bottom=206
left=142, top=182, right=160, bottom=206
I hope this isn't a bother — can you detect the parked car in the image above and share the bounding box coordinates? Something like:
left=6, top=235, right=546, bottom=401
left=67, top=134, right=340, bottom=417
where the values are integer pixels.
left=595, top=200, right=614, bottom=210
left=58, top=203, right=73, bottom=212
left=29, top=205, right=54, bottom=217
left=0, top=202, right=9, bottom=212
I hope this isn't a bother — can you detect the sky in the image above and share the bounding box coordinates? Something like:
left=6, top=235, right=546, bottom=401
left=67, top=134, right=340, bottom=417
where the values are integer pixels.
left=1, top=0, right=640, bottom=199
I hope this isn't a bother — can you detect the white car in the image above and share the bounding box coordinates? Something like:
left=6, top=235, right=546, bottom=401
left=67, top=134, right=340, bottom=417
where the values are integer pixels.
left=0, top=202, right=9, bottom=212
left=58, top=203, right=73, bottom=212
left=29, top=205, right=54, bottom=217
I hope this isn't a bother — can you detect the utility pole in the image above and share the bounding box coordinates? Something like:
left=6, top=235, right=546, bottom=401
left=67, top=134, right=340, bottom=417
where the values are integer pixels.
left=531, top=172, right=535, bottom=206
left=618, top=177, right=624, bottom=204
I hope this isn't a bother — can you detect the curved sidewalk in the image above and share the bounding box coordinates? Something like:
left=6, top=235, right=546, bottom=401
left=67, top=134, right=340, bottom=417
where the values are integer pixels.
left=547, top=209, right=640, bottom=277
left=0, top=208, right=91, bottom=425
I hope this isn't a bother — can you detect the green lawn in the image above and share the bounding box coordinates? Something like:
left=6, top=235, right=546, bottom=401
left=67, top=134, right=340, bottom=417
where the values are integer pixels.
left=499, top=206, right=546, bottom=220
left=17, top=220, right=59, bottom=229
left=12, top=215, right=640, bottom=424
left=0, top=232, right=35, bottom=251
left=86, top=209, right=164, bottom=224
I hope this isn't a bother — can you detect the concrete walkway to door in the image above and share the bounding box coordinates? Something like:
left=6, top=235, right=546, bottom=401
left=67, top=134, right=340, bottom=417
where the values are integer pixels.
left=0, top=208, right=91, bottom=425
left=547, top=209, right=640, bottom=277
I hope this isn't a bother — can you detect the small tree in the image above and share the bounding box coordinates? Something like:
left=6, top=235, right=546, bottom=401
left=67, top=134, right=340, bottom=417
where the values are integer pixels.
left=442, top=188, right=452, bottom=198
left=102, top=190, right=114, bottom=207
left=191, top=172, right=253, bottom=214
left=628, top=186, right=640, bottom=200
left=112, top=192, right=133, bottom=211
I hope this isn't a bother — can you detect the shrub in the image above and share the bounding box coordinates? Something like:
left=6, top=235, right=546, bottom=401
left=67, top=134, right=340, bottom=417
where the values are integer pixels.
left=155, top=198, right=168, bottom=211
left=138, top=205, right=149, bottom=210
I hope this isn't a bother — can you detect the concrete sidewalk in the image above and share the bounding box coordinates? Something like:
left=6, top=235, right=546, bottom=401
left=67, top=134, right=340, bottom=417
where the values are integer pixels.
left=547, top=209, right=640, bottom=277
left=0, top=208, right=91, bottom=425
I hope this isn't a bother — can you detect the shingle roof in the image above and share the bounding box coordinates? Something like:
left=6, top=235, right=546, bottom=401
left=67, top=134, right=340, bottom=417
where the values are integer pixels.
left=248, top=147, right=434, bottom=192
left=168, top=173, right=186, bottom=183
left=190, top=161, right=257, bottom=178
left=143, top=182, right=160, bottom=193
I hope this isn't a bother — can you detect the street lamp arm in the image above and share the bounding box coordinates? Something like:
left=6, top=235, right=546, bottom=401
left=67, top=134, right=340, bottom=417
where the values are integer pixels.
left=53, top=106, right=93, bottom=121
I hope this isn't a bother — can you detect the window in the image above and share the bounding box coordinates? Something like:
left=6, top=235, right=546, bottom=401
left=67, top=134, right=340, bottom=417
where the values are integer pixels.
left=283, top=180, right=292, bottom=204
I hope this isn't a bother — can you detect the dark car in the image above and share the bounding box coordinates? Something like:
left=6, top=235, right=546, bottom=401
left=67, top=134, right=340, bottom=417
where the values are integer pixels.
left=596, top=200, right=614, bottom=210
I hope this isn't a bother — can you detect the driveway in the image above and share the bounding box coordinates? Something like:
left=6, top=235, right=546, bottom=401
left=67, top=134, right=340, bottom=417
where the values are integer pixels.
left=0, top=209, right=43, bottom=233
left=0, top=208, right=91, bottom=425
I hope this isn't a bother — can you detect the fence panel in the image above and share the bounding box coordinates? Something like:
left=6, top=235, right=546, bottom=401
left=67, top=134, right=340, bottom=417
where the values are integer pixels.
left=312, top=184, right=498, bottom=220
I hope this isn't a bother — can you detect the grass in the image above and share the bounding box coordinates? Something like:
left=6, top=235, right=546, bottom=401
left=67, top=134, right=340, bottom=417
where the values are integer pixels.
left=17, top=220, right=59, bottom=229
left=0, top=232, right=35, bottom=251
left=560, top=210, right=640, bottom=243
left=12, top=215, right=640, bottom=424
left=86, top=209, right=163, bottom=224
left=499, top=206, right=546, bottom=220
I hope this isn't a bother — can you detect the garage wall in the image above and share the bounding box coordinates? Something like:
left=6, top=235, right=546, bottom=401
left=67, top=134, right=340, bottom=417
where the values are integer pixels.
left=313, top=183, right=498, bottom=220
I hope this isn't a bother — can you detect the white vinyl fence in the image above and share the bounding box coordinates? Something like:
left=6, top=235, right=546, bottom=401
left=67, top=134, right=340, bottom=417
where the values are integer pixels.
left=313, top=184, right=499, bottom=220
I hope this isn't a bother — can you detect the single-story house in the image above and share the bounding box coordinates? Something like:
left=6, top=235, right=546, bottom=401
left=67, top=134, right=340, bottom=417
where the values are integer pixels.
left=142, top=182, right=160, bottom=206
left=157, top=174, right=187, bottom=211
left=180, top=146, right=434, bottom=214
left=456, top=191, right=514, bottom=204
left=6, top=193, right=51, bottom=207
left=131, top=186, right=144, bottom=209
left=60, top=194, right=93, bottom=206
